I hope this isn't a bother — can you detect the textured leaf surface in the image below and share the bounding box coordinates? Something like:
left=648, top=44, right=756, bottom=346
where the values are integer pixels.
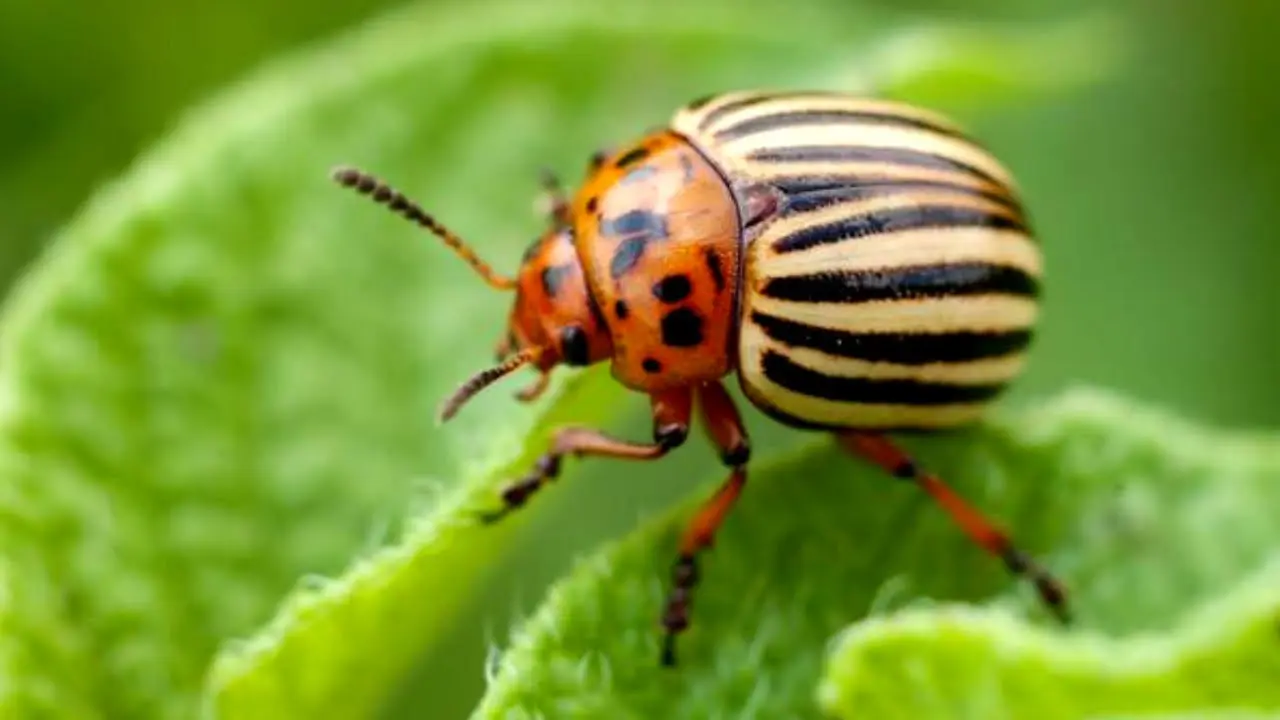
left=820, top=557, right=1280, bottom=719
left=473, top=389, right=1280, bottom=718
left=0, top=0, right=1123, bottom=717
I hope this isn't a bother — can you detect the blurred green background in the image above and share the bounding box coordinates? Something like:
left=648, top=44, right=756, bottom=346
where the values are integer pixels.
left=2, top=0, right=1277, bottom=716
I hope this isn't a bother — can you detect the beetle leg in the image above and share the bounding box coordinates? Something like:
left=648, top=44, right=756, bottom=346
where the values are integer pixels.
left=660, top=380, right=750, bottom=667
left=836, top=431, right=1070, bottom=624
left=536, top=167, right=570, bottom=226
left=477, top=387, right=692, bottom=524
left=514, top=370, right=551, bottom=403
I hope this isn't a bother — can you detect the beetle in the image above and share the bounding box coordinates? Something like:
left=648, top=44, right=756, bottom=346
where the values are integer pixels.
left=332, top=89, right=1068, bottom=667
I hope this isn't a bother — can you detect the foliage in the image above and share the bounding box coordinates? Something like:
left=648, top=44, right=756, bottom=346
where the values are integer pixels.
left=3, top=0, right=1272, bottom=718
left=474, top=389, right=1280, bottom=717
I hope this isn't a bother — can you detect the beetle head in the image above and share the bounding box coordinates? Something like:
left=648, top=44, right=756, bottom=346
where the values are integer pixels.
left=331, top=166, right=611, bottom=422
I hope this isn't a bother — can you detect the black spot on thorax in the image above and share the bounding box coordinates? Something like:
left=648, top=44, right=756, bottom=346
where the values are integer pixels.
left=602, top=209, right=670, bottom=279
left=642, top=357, right=662, bottom=373
left=615, top=300, right=629, bottom=319
left=614, top=146, right=650, bottom=168
left=610, top=237, right=648, bottom=279
left=600, top=209, right=669, bottom=239
left=704, top=248, right=725, bottom=291
left=660, top=307, right=704, bottom=347
left=653, top=274, right=692, bottom=303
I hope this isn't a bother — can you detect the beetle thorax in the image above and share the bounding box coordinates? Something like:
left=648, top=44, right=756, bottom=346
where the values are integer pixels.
left=569, top=130, right=744, bottom=392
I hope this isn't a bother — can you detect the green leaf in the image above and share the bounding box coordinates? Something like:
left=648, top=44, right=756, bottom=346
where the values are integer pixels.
left=820, top=557, right=1280, bottom=719
left=0, top=0, right=1124, bottom=716
left=472, top=388, right=1280, bottom=718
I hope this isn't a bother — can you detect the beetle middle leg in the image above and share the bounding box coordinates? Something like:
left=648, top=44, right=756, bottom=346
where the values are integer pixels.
left=477, top=387, right=692, bottom=524
left=660, top=380, right=751, bottom=667
left=836, top=431, right=1070, bottom=623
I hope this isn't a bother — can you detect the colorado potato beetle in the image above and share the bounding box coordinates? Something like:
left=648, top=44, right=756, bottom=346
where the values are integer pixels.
left=332, top=89, right=1067, bottom=666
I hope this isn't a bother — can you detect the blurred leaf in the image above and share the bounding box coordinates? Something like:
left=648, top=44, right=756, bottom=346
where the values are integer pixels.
left=473, top=389, right=1280, bottom=717
left=0, top=0, right=1123, bottom=717
left=820, top=557, right=1280, bottom=719
left=827, top=10, right=1125, bottom=111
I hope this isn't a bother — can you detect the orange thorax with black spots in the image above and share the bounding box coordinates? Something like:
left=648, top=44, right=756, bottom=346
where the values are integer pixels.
left=570, top=130, right=743, bottom=391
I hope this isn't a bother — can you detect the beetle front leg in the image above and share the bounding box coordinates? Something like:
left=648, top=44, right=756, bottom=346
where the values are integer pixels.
left=660, top=380, right=751, bottom=667
left=478, top=387, right=692, bottom=524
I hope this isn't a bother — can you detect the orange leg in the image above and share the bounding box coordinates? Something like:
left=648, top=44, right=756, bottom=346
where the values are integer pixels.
left=514, top=371, right=551, bottom=403
left=660, top=381, right=751, bottom=667
left=837, top=432, right=1070, bottom=623
left=477, top=387, right=692, bottom=524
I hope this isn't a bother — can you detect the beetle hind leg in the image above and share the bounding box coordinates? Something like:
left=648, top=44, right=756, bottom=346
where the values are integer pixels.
left=836, top=431, right=1070, bottom=624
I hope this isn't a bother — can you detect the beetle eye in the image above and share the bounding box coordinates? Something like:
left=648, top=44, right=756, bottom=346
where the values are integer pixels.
left=560, top=325, right=590, bottom=366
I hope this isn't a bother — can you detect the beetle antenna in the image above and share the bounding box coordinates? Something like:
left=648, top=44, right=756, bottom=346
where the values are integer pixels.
left=438, top=346, right=544, bottom=422
left=331, top=165, right=518, bottom=291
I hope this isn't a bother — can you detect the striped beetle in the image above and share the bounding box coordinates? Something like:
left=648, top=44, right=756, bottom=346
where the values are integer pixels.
left=332, top=89, right=1067, bottom=666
